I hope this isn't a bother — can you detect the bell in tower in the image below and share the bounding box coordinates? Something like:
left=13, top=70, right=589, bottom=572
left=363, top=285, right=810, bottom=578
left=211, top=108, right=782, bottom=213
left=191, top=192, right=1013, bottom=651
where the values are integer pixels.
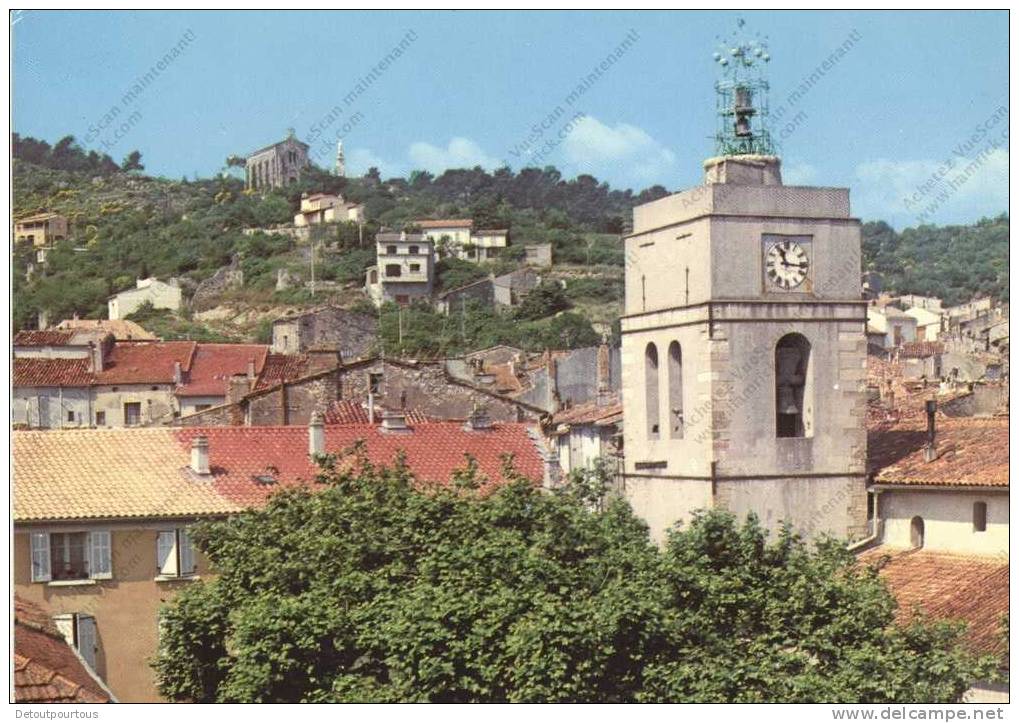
left=712, top=19, right=773, bottom=156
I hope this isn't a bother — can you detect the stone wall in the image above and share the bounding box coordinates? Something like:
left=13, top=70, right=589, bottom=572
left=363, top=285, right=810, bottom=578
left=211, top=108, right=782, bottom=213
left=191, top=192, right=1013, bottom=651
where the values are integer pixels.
left=341, top=359, right=542, bottom=422
left=271, top=307, right=377, bottom=358
left=247, top=371, right=340, bottom=426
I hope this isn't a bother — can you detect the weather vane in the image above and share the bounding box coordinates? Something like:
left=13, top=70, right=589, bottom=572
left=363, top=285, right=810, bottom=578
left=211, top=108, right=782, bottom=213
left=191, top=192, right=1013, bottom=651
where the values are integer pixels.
left=711, top=16, right=774, bottom=157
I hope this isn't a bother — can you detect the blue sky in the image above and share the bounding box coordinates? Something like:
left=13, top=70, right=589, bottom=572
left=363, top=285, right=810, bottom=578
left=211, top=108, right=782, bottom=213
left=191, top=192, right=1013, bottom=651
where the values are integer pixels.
left=12, top=9, right=1008, bottom=228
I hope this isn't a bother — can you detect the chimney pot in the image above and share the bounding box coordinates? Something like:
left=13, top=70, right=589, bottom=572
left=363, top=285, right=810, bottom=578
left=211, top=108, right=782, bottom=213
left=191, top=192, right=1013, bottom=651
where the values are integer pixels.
left=191, top=436, right=210, bottom=475
left=247, top=358, right=256, bottom=381
left=924, top=399, right=938, bottom=462
left=173, top=360, right=183, bottom=385
left=309, top=410, right=325, bottom=456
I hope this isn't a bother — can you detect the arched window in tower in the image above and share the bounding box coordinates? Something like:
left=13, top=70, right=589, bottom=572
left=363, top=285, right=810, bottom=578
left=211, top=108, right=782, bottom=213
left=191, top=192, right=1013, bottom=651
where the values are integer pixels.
left=775, top=333, right=813, bottom=438
left=668, top=341, right=683, bottom=438
left=645, top=343, right=660, bottom=439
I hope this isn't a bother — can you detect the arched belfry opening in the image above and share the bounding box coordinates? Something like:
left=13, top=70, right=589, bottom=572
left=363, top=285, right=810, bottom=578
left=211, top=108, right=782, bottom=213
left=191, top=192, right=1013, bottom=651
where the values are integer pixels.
left=775, top=333, right=812, bottom=438
left=645, top=343, right=660, bottom=439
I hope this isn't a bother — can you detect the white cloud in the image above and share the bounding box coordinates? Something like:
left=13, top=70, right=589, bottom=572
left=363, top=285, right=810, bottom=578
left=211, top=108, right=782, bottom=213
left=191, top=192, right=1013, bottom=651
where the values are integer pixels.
left=854, top=148, right=1008, bottom=226
left=345, top=147, right=392, bottom=177
left=782, top=162, right=817, bottom=186
left=561, top=116, right=677, bottom=184
left=407, top=137, right=501, bottom=174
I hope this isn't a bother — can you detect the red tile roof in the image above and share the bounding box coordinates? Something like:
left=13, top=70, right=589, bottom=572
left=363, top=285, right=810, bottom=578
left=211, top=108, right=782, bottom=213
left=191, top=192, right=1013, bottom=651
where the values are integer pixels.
left=14, top=330, right=75, bottom=346
left=858, top=548, right=1008, bottom=661
left=899, top=341, right=945, bottom=359
left=177, top=343, right=268, bottom=397
left=323, top=400, right=430, bottom=425
left=13, top=358, right=94, bottom=387
left=253, top=353, right=311, bottom=392
left=550, top=397, right=623, bottom=430
left=174, top=423, right=545, bottom=507
left=868, top=417, right=1009, bottom=488
left=415, top=219, right=473, bottom=229
left=94, top=340, right=197, bottom=385
left=14, top=597, right=112, bottom=703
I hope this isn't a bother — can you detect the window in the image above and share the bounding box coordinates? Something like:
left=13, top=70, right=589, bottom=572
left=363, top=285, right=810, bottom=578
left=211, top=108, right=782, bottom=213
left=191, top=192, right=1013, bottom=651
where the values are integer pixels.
left=409, top=263, right=421, bottom=273
left=910, top=516, right=925, bottom=548
left=409, top=245, right=419, bottom=255
left=775, top=333, right=812, bottom=438
left=368, top=372, right=383, bottom=394
left=67, top=410, right=75, bottom=423
left=124, top=402, right=142, bottom=426
left=386, top=245, right=398, bottom=255
left=53, top=613, right=98, bottom=672
left=385, top=264, right=402, bottom=278
left=156, top=529, right=197, bottom=578
left=30, top=531, right=112, bottom=582
left=645, top=343, right=660, bottom=439
left=95, top=411, right=106, bottom=426
left=668, top=341, right=683, bottom=439
left=973, top=501, right=987, bottom=532
left=195, top=404, right=211, bottom=413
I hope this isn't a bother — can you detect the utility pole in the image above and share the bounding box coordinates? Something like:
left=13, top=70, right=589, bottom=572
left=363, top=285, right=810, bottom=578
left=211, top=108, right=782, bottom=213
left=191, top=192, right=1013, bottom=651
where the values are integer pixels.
left=398, top=308, right=404, bottom=347
left=310, top=240, right=316, bottom=297
left=460, top=295, right=466, bottom=345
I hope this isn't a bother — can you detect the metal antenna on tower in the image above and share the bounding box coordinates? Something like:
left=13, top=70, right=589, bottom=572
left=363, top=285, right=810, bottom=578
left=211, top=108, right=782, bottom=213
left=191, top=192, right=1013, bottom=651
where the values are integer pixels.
left=712, top=17, right=774, bottom=156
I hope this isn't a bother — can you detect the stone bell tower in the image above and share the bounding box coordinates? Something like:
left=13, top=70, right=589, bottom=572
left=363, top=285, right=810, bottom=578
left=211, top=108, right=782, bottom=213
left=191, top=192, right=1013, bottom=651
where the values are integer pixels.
left=619, top=26, right=868, bottom=543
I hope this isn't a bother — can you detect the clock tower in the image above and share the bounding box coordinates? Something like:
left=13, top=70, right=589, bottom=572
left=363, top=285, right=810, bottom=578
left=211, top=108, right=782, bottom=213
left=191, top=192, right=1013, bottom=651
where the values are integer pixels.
left=619, top=28, right=868, bottom=543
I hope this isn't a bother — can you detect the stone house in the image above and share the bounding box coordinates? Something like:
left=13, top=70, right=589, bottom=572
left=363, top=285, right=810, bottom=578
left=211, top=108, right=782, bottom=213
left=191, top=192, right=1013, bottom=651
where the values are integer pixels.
left=415, top=218, right=473, bottom=257
left=107, top=277, right=182, bottom=320
left=244, top=131, right=310, bottom=191
left=903, top=305, right=943, bottom=342
left=435, top=267, right=541, bottom=314
left=293, top=193, right=365, bottom=227
left=271, top=305, right=378, bottom=359
left=14, top=211, right=68, bottom=248
left=524, top=243, right=553, bottom=267
left=545, top=395, right=623, bottom=479
left=867, top=305, right=917, bottom=349
left=365, top=232, right=434, bottom=306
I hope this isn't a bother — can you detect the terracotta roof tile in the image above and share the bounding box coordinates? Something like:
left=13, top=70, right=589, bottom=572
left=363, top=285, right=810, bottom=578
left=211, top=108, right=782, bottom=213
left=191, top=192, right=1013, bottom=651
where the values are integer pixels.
left=14, top=596, right=112, bottom=703
left=868, top=417, right=1008, bottom=488
left=550, top=397, right=623, bottom=428
left=858, top=548, right=1008, bottom=661
left=899, top=341, right=945, bottom=359
left=13, top=429, right=242, bottom=522
left=14, top=423, right=544, bottom=521
left=14, top=358, right=93, bottom=387
left=253, top=353, right=311, bottom=392
left=177, top=343, right=268, bottom=397
left=174, top=423, right=544, bottom=508
left=94, top=340, right=197, bottom=385
left=415, top=219, right=473, bottom=229
left=55, top=318, right=156, bottom=340
left=323, top=400, right=429, bottom=425
left=14, top=330, right=74, bottom=346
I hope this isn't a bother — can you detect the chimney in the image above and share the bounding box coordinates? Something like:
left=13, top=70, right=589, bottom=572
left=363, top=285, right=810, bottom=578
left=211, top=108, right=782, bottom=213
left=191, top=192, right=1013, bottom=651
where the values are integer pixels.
left=247, top=358, right=256, bottom=381
left=190, top=436, right=210, bottom=475
left=173, top=360, right=183, bottom=385
left=308, top=410, right=325, bottom=456
left=463, top=404, right=492, bottom=431
left=923, top=399, right=938, bottom=462
left=227, top=374, right=252, bottom=404
left=380, top=410, right=410, bottom=432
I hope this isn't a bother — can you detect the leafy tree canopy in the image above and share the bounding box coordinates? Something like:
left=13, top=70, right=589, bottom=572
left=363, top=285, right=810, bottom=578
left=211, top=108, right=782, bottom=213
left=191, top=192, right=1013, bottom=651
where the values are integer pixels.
left=154, top=455, right=994, bottom=703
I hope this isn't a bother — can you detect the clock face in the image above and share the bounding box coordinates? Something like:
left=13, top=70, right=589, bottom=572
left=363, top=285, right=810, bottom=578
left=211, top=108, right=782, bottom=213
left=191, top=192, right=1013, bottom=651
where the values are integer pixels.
left=765, top=240, right=809, bottom=290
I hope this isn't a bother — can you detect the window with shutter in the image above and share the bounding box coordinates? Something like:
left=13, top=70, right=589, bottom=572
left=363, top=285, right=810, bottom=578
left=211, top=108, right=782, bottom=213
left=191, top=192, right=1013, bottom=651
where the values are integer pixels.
left=179, top=529, right=196, bottom=575
left=30, top=532, right=51, bottom=582
left=76, top=615, right=98, bottom=671
left=89, top=531, right=112, bottom=579
left=156, top=531, right=178, bottom=577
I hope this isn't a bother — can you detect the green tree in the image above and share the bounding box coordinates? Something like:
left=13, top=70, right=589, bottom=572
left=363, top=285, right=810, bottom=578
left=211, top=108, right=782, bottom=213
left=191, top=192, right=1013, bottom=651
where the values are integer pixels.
left=154, top=455, right=992, bottom=703
left=121, top=150, right=145, bottom=172
left=513, top=281, right=570, bottom=320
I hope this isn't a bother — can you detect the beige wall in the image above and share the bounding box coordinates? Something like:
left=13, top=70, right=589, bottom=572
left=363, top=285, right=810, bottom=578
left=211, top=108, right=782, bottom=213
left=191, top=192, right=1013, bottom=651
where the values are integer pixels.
left=879, top=489, right=1008, bottom=556
left=623, top=477, right=715, bottom=545
left=108, top=282, right=182, bottom=320
left=14, top=522, right=213, bottom=703
left=93, top=384, right=178, bottom=426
